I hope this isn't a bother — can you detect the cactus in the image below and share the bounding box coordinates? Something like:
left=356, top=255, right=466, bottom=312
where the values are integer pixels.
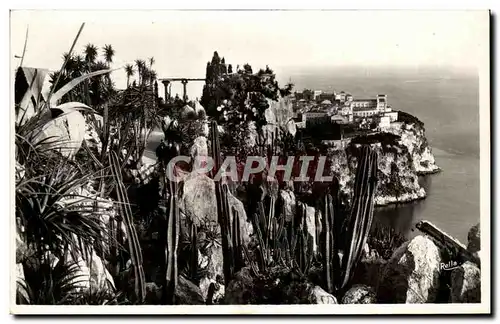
left=109, top=150, right=146, bottom=303
left=210, top=121, right=237, bottom=283
left=190, top=221, right=199, bottom=285
left=321, top=145, right=378, bottom=295
left=231, top=206, right=245, bottom=273
left=163, top=177, right=180, bottom=304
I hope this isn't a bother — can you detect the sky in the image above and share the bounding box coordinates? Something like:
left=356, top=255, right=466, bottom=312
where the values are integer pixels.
left=10, top=10, right=488, bottom=99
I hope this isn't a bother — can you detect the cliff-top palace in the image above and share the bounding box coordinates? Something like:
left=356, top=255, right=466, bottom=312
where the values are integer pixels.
left=292, top=90, right=399, bottom=131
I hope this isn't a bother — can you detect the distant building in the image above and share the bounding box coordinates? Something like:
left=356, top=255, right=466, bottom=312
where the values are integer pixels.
left=318, top=92, right=336, bottom=102
left=331, top=114, right=349, bottom=124
left=378, top=115, right=391, bottom=129
left=313, top=90, right=323, bottom=100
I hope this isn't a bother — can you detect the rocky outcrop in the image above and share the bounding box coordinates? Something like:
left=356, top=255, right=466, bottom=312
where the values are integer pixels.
left=328, top=132, right=426, bottom=206
left=189, top=136, right=209, bottom=160
left=467, top=223, right=480, bottom=253
left=282, top=281, right=338, bottom=304
left=377, top=235, right=442, bottom=303
left=304, top=206, right=318, bottom=254
left=175, top=275, right=206, bottom=305
left=449, top=261, right=481, bottom=303
left=385, top=120, right=440, bottom=174
left=180, top=173, right=253, bottom=242
left=342, top=284, right=377, bottom=304
left=280, top=189, right=296, bottom=222
left=179, top=172, right=254, bottom=301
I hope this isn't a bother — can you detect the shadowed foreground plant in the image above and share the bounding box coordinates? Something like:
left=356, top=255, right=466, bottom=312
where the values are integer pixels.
left=17, top=260, right=85, bottom=305
left=16, top=153, right=108, bottom=262
left=109, top=150, right=146, bottom=303
left=322, top=145, right=379, bottom=296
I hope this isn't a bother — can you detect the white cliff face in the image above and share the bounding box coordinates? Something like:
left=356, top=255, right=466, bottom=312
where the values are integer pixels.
left=328, top=131, right=427, bottom=206
left=386, top=122, right=440, bottom=174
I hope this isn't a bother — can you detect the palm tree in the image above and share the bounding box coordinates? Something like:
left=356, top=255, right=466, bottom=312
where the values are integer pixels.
left=125, top=64, right=135, bottom=88
left=103, top=44, right=115, bottom=64
left=148, top=57, right=155, bottom=85
left=134, top=59, right=146, bottom=85
left=84, top=43, right=98, bottom=64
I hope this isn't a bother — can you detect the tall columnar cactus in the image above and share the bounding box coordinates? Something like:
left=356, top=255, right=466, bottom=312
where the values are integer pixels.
left=210, top=121, right=237, bottom=283
left=190, top=221, right=199, bottom=284
left=322, top=145, right=379, bottom=295
left=164, top=177, right=180, bottom=304
left=109, top=151, right=146, bottom=303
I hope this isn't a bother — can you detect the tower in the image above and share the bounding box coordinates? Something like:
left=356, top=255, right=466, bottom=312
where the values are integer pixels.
left=377, top=94, right=387, bottom=111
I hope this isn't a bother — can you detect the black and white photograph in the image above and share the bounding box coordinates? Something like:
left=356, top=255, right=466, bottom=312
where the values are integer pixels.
left=9, top=9, right=490, bottom=314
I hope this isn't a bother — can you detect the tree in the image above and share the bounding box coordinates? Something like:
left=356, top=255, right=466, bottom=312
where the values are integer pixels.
left=103, top=44, right=115, bottom=64
left=228, top=64, right=233, bottom=74
left=50, top=44, right=116, bottom=107
left=84, top=43, right=98, bottom=64
left=135, top=59, right=146, bottom=85
left=125, top=64, right=135, bottom=88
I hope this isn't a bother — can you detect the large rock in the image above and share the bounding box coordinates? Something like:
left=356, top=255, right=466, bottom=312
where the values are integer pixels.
left=467, top=223, right=480, bottom=253
left=307, top=285, right=338, bottom=304
left=342, top=284, right=377, bottom=304
left=189, top=136, right=208, bottom=160
left=377, top=235, right=441, bottom=303
left=450, top=261, right=481, bottom=303
left=180, top=173, right=253, bottom=242
left=282, top=280, right=337, bottom=304
left=280, top=189, right=296, bottom=222
left=175, top=275, right=205, bottom=305
left=181, top=173, right=218, bottom=225
left=304, top=206, right=317, bottom=254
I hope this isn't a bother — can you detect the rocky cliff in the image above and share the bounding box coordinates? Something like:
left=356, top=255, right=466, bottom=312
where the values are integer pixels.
left=327, top=112, right=439, bottom=206
left=384, top=111, right=440, bottom=175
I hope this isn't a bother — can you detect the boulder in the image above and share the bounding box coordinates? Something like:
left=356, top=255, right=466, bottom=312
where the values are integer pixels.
left=304, top=206, right=317, bottom=254
left=280, top=189, right=296, bottom=222
left=189, top=136, right=209, bottom=160
left=377, top=235, right=441, bottom=303
left=282, top=280, right=337, bottom=304
left=180, top=173, right=253, bottom=241
left=450, top=261, right=481, bottom=303
left=467, top=223, right=480, bottom=253
left=342, top=284, right=377, bottom=304
left=308, top=285, right=338, bottom=304
left=175, top=275, right=205, bottom=305
left=180, top=173, right=218, bottom=225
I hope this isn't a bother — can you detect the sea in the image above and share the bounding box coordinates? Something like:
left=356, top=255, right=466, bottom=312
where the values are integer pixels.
left=278, top=66, right=480, bottom=244
left=145, top=66, right=481, bottom=244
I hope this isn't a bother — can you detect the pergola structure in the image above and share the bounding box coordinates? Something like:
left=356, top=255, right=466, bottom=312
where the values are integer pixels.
left=159, top=78, right=206, bottom=102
